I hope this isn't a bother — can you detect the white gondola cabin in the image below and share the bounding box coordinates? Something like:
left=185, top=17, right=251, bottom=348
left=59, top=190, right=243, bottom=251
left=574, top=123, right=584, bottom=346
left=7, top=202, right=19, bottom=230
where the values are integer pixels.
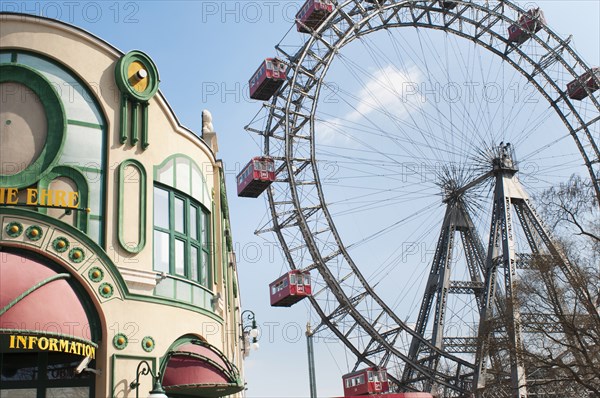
left=296, top=0, right=335, bottom=33
left=249, top=58, right=287, bottom=101
left=269, top=270, right=312, bottom=307
left=567, top=67, right=600, bottom=100
left=237, top=157, right=275, bottom=198
left=507, top=8, right=545, bottom=44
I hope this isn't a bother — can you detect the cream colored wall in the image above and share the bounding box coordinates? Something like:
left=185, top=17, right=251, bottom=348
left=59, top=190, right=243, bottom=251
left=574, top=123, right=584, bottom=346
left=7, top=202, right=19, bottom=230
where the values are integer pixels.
left=1, top=14, right=244, bottom=397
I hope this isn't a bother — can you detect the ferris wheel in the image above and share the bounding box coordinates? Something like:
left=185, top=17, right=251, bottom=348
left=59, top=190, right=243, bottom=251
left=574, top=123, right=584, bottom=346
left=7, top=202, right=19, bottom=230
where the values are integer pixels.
left=243, top=1, right=600, bottom=396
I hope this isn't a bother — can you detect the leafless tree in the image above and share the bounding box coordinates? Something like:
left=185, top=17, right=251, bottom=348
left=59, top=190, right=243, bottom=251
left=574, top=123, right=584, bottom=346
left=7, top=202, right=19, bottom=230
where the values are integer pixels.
left=514, top=175, right=600, bottom=396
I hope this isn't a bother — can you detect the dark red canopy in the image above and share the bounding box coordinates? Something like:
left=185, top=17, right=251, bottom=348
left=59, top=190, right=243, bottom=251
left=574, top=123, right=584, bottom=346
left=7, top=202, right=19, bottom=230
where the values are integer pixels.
left=162, top=340, right=244, bottom=397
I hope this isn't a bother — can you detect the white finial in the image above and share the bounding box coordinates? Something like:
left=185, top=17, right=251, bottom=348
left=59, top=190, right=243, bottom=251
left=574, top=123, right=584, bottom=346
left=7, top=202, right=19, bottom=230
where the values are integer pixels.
left=202, top=109, right=214, bottom=134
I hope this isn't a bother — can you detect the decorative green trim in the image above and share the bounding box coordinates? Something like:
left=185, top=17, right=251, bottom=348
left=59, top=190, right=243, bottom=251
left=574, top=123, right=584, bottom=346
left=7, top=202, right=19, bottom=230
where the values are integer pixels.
left=0, top=64, right=67, bottom=189
left=120, top=93, right=128, bottom=144
left=37, top=155, right=90, bottom=233
left=74, top=165, right=102, bottom=174
left=0, top=209, right=226, bottom=323
left=141, top=102, right=150, bottom=149
left=115, top=51, right=159, bottom=151
left=127, top=292, right=224, bottom=324
left=118, top=159, right=147, bottom=253
left=25, top=225, right=43, bottom=241
left=99, top=282, right=114, bottom=298
left=131, top=101, right=139, bottom=145
left=114, top=50, right=160, bottom=102
left=88, top=267, right=104, bottom=283
left=1, top=208, right=127, bottom=295
left=5, top=221, right=23, bottom=238
left=52, top=236, right=70, bottom=253
left=212, top=201, right=217, bottom=286
left=142, top=336, right=156, bottom=352
left=10, top=52, right=17, bottom=63
left=0, top=273, right=70, bottom=316
left=67, top=119, right=103, bottom=129
left=69, top=247, right=85, bottom=263
left=113, top=333, right=128, bottom=350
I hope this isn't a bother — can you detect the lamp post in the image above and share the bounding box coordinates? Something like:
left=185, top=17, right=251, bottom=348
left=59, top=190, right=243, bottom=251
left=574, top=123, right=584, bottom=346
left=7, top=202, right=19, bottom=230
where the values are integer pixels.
left=129, top=360, right=168, bottom=398
left=306, top=322, right=317, bottom=398
left=240, top=310, right=260, bottom=355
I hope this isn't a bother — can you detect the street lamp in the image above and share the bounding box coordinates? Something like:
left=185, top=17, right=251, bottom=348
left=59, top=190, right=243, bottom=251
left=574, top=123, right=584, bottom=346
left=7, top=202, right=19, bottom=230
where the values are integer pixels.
left=129, top=360, right=168, bottom=398
left=241, top=310, right=260, bottom=354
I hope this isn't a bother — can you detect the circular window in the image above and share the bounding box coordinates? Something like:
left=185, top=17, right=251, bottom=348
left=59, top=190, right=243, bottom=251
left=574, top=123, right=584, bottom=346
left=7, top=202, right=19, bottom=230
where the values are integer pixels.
left=0, top=64, right=66, bottom=188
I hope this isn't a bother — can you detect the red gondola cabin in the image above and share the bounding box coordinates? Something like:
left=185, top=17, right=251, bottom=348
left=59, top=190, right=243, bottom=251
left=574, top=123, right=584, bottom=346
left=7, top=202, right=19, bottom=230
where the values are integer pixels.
left=296, top=0, right=335, bottom=33
left=567, top=67, right=600, bottom=100
left=237, top=157, right=275, bottom=198
left=342, top=367, right=389, bottom=396
left=507, top=8, right=545, bottom=44
left=249, top=58, right=287, bottom=100
left=269, top=270, right=312, bottom=307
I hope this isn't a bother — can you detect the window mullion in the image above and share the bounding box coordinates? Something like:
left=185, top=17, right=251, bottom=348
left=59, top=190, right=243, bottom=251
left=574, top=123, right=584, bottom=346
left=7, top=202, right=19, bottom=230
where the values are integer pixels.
left=168, top=190, right=175, bottom=275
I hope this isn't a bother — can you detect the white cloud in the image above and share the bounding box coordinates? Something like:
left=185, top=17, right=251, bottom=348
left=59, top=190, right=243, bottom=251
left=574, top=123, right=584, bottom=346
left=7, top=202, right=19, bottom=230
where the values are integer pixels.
left=317, top=64, right=423, bottom=146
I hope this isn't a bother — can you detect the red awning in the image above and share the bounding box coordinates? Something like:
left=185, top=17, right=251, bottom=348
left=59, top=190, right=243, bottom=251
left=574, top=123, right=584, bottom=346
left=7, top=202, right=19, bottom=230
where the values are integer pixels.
left=0, top=252, right=97, bottom=359
left=0, top=252, right=93, bottom=343
left=162, top=340, right=244, bottom=397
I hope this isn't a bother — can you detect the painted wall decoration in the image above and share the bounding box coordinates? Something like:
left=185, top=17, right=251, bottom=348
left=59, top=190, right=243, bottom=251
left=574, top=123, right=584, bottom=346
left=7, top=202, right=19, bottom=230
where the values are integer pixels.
left=114, top=51, right=160, bottom=149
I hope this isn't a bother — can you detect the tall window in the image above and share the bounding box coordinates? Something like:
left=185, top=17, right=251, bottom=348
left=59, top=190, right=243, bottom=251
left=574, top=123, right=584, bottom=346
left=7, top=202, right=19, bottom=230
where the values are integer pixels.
left=153, top=184, right=211, bottom=288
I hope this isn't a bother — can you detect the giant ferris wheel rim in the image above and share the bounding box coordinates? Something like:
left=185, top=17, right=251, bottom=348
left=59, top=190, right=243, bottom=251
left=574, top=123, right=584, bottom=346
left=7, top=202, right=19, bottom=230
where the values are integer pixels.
left=254, top=0, right=600, bottom=393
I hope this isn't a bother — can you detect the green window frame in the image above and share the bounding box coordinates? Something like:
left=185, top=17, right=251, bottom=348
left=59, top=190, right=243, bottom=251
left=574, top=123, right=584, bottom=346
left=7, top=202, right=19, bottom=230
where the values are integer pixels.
left=153, top=184, right=211, bottom=288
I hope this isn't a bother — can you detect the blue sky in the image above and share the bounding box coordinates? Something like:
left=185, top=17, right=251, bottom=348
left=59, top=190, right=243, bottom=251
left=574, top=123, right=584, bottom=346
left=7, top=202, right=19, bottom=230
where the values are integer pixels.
left=4, top=1, right=599, bottom=397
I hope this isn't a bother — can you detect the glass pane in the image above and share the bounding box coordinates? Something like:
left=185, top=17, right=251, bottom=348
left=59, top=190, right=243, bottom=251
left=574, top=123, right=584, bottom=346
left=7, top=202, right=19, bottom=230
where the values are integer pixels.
left=47, top=387, right=90, bottom=397
left=153, top=187, right=169, bottom=229
left=154, top=277, right=175, bottom=299
left=192, top=285, right=206, bottom=308
left=190, top=246, right=199, bottom=282
left=156, top=159, right=174, bottom=186
left=0, top=389, right=37, bottom=397
left=175, top=279, right=191, bottom=302
left=202, top=251, right=209, bottom=286
left=174, top=197, right=185, bottom=233
left=58, top=125, right=102, bottom=166
left=87, top=176, right=102, bottom=216
left=175, top=239, right=185, bottom=276
left=153, top=230, right=169, bottom=273
left=0, top=353, right=38, bottom=381
left=190, top=206, right=198, bottom=241
left=202, top=211, right=209, bottom=248
left=18, top=53, right=103, bottom=125
left=191, top=163, right=203, bottom=201
left=175, top=157, right=191, bottom=195
left=0, top=53, right=12, bottom=63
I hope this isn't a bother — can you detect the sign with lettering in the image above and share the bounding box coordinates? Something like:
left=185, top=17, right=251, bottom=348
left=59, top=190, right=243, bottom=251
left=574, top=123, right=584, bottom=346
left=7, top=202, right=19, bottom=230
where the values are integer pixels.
left=1, top=333, right=96, bottom=359
left=0, top=188, right=81, bottom=209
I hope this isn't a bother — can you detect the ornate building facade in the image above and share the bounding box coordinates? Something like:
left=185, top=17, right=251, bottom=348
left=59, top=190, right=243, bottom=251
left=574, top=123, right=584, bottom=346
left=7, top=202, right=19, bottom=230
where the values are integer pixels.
left=0, top=13, right=245, bottom=398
